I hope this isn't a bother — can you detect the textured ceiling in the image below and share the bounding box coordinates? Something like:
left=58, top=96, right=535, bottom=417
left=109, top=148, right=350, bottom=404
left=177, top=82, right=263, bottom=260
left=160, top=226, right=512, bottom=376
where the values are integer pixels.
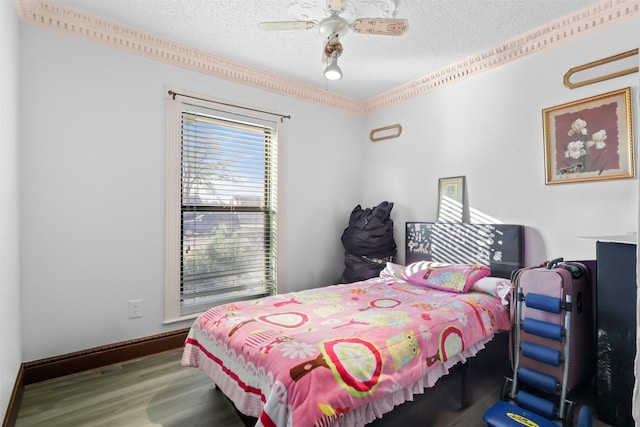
left=52, top=0, right=601, bottom=100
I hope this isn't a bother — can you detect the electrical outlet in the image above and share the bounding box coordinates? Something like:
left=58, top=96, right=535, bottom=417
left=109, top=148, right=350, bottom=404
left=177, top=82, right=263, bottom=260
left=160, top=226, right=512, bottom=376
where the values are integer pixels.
left=128, top=299, right=142, bottom=319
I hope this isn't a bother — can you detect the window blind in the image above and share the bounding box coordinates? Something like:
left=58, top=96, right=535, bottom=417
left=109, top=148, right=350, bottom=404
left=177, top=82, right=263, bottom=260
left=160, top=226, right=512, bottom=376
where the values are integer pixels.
left=179, top=109, right=277, bottom=316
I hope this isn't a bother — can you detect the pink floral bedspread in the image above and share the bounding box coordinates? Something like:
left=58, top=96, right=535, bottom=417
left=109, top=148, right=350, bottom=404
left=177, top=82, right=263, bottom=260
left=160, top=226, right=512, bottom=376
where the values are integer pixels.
left=182, top=276, right=510, bottom=427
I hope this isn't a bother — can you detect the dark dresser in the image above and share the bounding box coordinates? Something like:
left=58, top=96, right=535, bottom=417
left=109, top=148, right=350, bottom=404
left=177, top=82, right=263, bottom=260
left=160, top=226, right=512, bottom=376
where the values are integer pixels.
left=595, top=239, right=636, bottom=426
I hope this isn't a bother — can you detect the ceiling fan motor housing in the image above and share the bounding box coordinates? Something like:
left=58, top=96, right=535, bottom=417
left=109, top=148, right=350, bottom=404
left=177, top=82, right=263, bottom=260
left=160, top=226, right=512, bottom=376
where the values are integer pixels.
left=319, top=15, right=349, bottom=38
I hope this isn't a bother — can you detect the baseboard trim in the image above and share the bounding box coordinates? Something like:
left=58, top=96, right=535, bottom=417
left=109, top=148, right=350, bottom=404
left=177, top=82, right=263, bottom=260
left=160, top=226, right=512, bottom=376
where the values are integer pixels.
left=3, top=328, right=190, bottom=426
left=22, top=328, right=189, bottom=385
left=2, top=365, right=24, bottom=427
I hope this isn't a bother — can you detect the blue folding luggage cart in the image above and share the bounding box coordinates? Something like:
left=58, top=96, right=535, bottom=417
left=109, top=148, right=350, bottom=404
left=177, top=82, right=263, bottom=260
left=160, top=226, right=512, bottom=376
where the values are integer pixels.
left=483, top=260, right=593, bottom=427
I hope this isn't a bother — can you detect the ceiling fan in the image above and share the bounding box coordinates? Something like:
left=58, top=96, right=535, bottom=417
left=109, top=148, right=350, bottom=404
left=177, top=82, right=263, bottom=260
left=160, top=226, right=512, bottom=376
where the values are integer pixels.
left=258, top=0, right=408, bottom=81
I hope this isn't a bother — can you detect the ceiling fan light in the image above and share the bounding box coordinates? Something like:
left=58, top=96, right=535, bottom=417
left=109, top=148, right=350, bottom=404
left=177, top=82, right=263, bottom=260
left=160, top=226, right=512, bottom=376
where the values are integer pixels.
left=324, top=56, right=343, bottom=80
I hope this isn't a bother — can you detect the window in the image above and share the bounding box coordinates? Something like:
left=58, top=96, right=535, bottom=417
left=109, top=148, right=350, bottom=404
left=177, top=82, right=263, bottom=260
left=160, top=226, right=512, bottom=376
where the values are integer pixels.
left=166, top=91, right=278, bottom=321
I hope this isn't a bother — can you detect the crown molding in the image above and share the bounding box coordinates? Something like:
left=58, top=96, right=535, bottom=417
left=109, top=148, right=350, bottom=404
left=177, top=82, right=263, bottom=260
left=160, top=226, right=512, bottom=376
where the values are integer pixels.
left=363, top=0, right=640, bottom=114
left=14, top=0, right=366, bottom=115
left=13, top=0, right=639, bottom=116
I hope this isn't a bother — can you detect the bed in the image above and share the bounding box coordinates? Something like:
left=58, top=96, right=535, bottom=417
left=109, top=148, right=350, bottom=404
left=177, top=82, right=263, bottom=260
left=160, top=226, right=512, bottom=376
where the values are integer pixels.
left=182, top=222, right=524, bottom=427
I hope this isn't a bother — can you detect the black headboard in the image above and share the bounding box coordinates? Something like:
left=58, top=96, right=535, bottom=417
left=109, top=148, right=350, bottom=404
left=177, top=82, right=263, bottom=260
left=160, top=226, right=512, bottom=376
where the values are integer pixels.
left=405, top=222, right=525, bottom=279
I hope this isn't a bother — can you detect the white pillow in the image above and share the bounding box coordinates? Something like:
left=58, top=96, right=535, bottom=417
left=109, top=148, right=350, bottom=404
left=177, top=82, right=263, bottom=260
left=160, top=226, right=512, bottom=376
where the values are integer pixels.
left=380, top=262, right=405, bottom=279
left=470, top=276, right=512, bottom=305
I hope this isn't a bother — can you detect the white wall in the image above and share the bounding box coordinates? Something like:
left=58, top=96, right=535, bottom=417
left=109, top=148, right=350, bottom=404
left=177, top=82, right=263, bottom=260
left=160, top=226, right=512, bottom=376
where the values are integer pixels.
left=19, top=26, right=363, bottom=361
left=0, top=0, right=22, bottom=420
left=362, top=18, right=639, bottom=265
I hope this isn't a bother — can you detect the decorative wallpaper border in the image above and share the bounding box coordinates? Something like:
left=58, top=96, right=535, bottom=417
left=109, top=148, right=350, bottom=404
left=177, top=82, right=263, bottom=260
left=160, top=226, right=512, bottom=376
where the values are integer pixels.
left=14, top=0, right=640, bottom=115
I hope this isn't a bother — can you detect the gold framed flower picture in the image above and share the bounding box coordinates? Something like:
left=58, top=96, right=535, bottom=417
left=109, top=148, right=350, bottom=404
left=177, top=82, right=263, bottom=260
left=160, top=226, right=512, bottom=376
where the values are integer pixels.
left=542, top=87, right=634, bottom=184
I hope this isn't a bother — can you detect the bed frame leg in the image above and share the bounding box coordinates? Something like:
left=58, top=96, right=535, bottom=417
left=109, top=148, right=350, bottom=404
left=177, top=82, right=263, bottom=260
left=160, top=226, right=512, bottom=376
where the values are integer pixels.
left=460, top=361, right=471, bottom=409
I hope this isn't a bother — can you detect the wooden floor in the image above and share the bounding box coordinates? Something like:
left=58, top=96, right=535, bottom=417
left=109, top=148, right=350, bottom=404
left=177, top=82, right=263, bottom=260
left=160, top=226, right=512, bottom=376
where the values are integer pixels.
left=15, top=333, right=611, bottom=427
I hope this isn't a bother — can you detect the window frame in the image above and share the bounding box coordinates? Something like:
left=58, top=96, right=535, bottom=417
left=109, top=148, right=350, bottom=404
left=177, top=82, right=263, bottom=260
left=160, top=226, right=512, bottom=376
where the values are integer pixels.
left=165, top=89, right=278, bottom=323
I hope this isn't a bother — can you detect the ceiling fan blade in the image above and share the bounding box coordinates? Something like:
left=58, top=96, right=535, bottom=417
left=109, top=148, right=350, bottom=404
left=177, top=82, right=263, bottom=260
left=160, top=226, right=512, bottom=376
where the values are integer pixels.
left=258, top=21, right=316, bottom=31
left=352, top=18, right=408, bottom=35
left=326, top=0, right=347, bottom=14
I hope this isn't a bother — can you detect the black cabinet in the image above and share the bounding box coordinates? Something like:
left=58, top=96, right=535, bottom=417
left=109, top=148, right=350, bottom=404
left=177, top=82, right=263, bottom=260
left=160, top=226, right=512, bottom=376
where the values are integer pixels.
left=595, top=240, right=636, bottom=426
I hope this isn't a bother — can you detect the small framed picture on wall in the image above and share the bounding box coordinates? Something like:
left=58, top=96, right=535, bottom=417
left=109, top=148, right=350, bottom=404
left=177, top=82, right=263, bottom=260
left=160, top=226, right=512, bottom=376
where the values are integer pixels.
left=437, top=176, right=466, bottom=222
